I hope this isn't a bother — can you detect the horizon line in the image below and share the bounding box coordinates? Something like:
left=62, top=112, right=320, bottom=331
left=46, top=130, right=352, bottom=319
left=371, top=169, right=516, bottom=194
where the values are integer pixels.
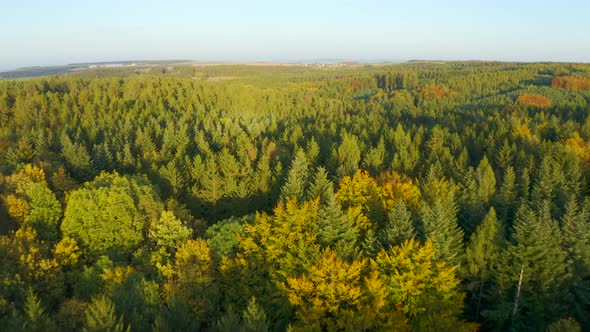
left=3, top=57, right=590, bottom=73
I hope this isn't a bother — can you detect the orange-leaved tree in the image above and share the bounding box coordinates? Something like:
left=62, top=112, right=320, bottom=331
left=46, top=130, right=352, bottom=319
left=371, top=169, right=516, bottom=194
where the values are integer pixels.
left=516, top=94, right=551, bottom=108
left=552, top=76, right=590, bottom=90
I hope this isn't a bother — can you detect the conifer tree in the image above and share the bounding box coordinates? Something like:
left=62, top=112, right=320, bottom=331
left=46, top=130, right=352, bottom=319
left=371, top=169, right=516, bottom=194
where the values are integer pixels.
left=530, top=157, right=556, bottom=206
left=420, top=199, right=464, bottom=267
left=306, top=167, right=333, bottom=203
left=486, top=202, right=570, bottom=330
left=215, top=307, right=242, bottom=332
left=279, top=149, right=311, bottom=202
left=305, top=137, right=321, bottom=167
left=460, top=167, right=486, bottom=235
left=199, top=157, right=225, bottom=205
left=60, top=133, right=94, bottom=181
left=362, top=137, right=386, bottom=174
left=476, top=156, right=496, bottom=204
left=22, top=289, right=56, bottom=332
left=561, top=198, right=590, bottom=275
left=560, top=198, right=590, bottom=327
left=242, top=297, right=269, bottom=332
left=546, top=317, right=582, bottom=332
left=465, top=208, right=504, bottom=322
left=361, top=228, right=381, bottom=258
left=495, top=166, right=517, bottom=222
left=381, top=199, right=415, bottom=248
left=317, top=192, right=357, bottom=260
left=333, top=133, right=361, bottom=179
left=83, top=295, right=129, bottom=332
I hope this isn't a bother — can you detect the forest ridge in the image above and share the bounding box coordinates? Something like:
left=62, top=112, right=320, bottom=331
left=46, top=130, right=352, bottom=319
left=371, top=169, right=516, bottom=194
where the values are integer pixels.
left=1, top=62, right=590, bottom=331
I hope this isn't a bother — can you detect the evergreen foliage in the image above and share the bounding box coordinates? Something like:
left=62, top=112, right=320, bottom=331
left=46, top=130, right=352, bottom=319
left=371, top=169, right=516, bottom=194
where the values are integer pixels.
left=0, top=62, right=589, bottom=330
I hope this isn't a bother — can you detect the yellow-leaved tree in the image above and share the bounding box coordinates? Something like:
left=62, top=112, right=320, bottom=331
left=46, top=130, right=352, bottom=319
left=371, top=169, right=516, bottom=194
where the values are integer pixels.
left=374, top=239, right=477, bottom=331
left=286, top=249, right=407, bottom=331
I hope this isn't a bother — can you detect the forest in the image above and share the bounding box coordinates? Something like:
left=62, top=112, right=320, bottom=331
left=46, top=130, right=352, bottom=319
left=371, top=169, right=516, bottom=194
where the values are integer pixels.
left=0, top=61, right=590, bottom=331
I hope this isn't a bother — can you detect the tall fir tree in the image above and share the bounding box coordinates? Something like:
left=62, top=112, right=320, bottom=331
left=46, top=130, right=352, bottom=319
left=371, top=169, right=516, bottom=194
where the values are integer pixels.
left=306, top=167, right=333, bottom=204
left=361, top=228, right=382, bottom=258
left=485, top=202, right=571, bottom=331
left=242, top=297, right=269, bottom=332
left=476, top=156, right=496, bottom=204
left=279, top=149, right=311, bottom=202
left=83, top=295, right=129, bottom=332
left=317, top=192, right=358, bottom=260
left=560, top=197, right=590, bottom=327
left=460, top=167, right=486, bottom=235
left=420, top=200, right=464, bottom=267
left=380, top=199, right=415, bottom=248
left=21, top=289, right=56, bottom=332
left=495, top=166, right=517, bottom=223
left=464, top=208, right=504, bottom=323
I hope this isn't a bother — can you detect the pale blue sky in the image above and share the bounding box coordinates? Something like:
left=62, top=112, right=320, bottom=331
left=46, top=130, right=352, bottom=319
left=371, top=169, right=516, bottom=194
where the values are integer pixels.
left=1, top=0, right=589, bottom=70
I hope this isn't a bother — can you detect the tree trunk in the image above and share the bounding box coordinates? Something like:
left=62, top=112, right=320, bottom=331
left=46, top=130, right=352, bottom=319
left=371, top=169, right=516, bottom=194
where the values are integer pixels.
left=512, top=264, right=525, bottom=316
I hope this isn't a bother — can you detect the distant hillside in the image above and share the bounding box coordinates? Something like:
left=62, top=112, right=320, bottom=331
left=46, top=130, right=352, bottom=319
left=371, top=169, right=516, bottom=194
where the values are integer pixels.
left=0, top=60, right=187, bottom=79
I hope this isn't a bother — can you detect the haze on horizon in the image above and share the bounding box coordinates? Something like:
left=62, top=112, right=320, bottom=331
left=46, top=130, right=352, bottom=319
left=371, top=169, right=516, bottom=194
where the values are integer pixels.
left=1, top=0, right=589, bottom=71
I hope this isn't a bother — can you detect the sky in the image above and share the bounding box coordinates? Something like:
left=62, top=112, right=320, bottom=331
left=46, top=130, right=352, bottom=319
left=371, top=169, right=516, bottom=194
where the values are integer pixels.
left=1, top=0, right=590, bottom=70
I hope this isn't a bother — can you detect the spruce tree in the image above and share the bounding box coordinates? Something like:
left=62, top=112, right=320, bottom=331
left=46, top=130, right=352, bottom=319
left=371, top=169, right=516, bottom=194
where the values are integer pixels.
left=530, top=157, right=556, bottom=206
left=476, top=156, right=496, bottom=204
left=317, top=192, right=357, bottom=260
left=546, top=317, right=582, bottom=332
left=333, top=133, right=361, bottom=179
left=560, top=197, right=590, bottom=327
left=83, top=295, right=129, bottom=332
left=460, top=167, right=486, bottom=235
left=305, top=137, right=321, bottom=167
left=242, top=297, right=269, bottom=332
left=279, top=149, right=311, bottom=202
left=465, top=208, right=504, bottom=322
left=495, top=166, right=517, bottom=222
left=22, top=289, right=56, bottom=332
left=486, top=202, right=570, bottom=330
left=561, top=198, right=590, bottom=275
left=362, top=228, right=382, bottom=258
left=381, top=200, right=415, bottom=248
left=215, top=307, right=242, bottom=332
left=420, top=199, right=464, bottom=267
left=306, top=167, right=333, bottom=203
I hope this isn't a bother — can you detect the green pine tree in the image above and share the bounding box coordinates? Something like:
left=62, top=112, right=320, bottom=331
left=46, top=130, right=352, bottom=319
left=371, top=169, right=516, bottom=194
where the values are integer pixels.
left=333, top=133, right=361, bottom=179
left=306, top=167, right=333, bottom=203
left=21, top=289, right=56, bottom=332
left=361, top=228, right=381, bottom=258
left=317, top=192, right=357, bottom=260
left=242, top=297, right=269, bottom=332
left=560, top=197, right=590, bottom=327
left=420, top=199, right=465, bottom=267
left=460, top=167, right=486, bottom=235
left=546, top=317, right=582, bottom=332
left=486, top=202, right=571, bottom=331
left=495, top=166, right=517, bottom=222
left=215, top=307, right=242, bottom=332
left=465, top=208, right=504, bottom=322
left=83, top=295, right=129, bottom=332
left=476, top=156, right=496, bottom=204
left=280, top=149, right=311, bottom=202
left=381, top=200, right=415, bottom=248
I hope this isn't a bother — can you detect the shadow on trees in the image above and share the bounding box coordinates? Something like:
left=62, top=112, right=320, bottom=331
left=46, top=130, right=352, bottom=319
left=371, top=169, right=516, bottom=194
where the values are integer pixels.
left=523, top=75, right=552, bottom=87
left=188, top=193, right=276, bottom=225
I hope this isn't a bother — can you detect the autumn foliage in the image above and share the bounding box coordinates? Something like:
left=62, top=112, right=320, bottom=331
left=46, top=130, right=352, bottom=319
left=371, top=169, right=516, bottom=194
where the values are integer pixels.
left=552, top=76, right=590, bottom=90
left=516, top=93, right=551, bottom=107
left=419, top=84, right=455, bottom=100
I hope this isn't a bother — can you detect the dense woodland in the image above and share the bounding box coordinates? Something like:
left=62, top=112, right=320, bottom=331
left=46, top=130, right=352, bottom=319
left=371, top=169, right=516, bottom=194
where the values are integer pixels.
left=1, top=62, right=590, bottom=331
